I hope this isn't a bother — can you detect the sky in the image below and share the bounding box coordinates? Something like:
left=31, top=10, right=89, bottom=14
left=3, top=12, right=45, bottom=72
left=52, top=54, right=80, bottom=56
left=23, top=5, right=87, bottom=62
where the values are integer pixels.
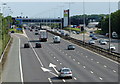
left=1, top=0, right=120, bottom=2
left=0, top=2, right=119, bottom=18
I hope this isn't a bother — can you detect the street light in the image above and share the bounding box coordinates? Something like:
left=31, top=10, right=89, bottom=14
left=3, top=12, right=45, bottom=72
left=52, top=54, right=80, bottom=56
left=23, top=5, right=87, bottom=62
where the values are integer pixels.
left=59, top=5, right=64, bottom=30
left=83, top=0, right=86, bottom=43
left=108, top=0, right=111, bottom=52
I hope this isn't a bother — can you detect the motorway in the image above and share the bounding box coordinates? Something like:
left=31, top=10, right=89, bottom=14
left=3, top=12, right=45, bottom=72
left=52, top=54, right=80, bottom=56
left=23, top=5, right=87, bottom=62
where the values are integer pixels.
left=13, top=27, right=118, bottom=83
left=2, top=27, right=118, bottom=83
left=49, top=27, right=120, bottom=53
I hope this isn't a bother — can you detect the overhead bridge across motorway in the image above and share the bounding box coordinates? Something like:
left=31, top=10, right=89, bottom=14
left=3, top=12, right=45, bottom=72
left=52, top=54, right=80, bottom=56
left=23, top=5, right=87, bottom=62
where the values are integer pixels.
left=14, top=18, right=62, bottom=24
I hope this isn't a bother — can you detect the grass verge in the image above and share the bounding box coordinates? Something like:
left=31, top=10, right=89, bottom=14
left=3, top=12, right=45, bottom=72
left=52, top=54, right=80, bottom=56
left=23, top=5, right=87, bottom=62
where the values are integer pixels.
left=63, top=27, right=81, bottom=31
left=9, top=28, right=23, bottom=34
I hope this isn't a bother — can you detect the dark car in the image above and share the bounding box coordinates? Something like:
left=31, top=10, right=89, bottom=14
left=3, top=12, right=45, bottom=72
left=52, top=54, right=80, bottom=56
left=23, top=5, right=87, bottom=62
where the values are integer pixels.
left=35, top=42, right=41, bottom=48
left=24, top=43, right=30, bottom=48
left=65, top=33, right=69, bottom=36
left=76, top=31, right=80, bottom=34
left=68, top=45, right=75, bottom=50
left=35, top=29, right=38, bottom=32
left=92, top=36, right=98, bottom=40
left=30, top=29, right=32, bottom=31
left=35, top=32, right=39, bottom=35
left=11, top=31, right=15, bottom=33
left=89, top=34, right=94, bottom=37
left=90, top=31, right=93, bottom=33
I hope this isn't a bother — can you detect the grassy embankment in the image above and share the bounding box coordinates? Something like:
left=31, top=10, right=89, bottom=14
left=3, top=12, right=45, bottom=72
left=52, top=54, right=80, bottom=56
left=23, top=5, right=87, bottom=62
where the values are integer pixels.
left=63, top=27, right=86, bottom=33
left=9, top=28, right=23, bottom=34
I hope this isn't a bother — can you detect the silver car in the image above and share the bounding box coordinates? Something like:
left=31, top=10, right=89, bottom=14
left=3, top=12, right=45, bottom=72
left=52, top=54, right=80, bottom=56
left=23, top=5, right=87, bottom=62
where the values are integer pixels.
left=88, top=39, right=95, bottom=44
left=100, top=40, right=107, bottom=45
left=59, top=68, right=72, bottom=79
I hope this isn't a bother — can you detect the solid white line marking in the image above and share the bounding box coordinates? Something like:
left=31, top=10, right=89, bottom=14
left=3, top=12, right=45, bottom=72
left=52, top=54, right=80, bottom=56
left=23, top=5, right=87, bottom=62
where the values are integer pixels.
left=86, top=56, right=88, bottom=58
left=27, top=35, right=44, bottom=67
left=54, top=57, right=56, bottom=58
left=30, top=43, right=44, bottom=67
left=60, top=63, right=62, bottom=65
left=48, top=78, right=52, bottom=84
left=18, top=37, right=24, bottom=84
left=49, top=71, right=58, bottom=77
left=66, top=54, right=68, bottom=55
left=13, top=35, right=24, bottom=83
left=57, top=60, right=59, bottom=62
left=78, top=62, right=80, bottom=64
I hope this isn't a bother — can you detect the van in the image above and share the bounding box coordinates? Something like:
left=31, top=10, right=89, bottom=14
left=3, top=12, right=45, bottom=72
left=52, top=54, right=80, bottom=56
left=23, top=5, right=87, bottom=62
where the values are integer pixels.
left=53, top=36, right=60, bottom=43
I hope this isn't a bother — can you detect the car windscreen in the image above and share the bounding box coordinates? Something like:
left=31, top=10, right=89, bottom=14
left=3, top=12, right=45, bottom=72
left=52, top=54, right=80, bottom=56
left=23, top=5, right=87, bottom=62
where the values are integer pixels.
left=61, top=69, right=71, bottom=72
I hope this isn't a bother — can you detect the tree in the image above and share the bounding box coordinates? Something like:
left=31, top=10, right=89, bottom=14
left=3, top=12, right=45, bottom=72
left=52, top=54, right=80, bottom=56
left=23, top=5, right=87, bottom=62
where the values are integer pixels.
left=99, top=10, right=120, bottom=38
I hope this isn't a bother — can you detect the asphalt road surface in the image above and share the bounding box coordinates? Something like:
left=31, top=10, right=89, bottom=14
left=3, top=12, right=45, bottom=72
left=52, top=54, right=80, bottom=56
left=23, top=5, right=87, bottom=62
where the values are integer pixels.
left=2, top=28, right=118, bottom=83
left=48, top=27, right=119, bottom=53
left=16, top=28, right=118, bottom=83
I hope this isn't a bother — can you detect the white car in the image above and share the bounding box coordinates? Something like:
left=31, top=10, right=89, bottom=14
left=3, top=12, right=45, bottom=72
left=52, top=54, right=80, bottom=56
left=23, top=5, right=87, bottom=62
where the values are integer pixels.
left=109, top=44, right=116, bottom=51
left=72, top=31, right=76, bottom=34
left=100, top=40, right=107, bottom=45
left=59, top=68, right=72, bottom=79
left=88, top=39, right=95, bottom=44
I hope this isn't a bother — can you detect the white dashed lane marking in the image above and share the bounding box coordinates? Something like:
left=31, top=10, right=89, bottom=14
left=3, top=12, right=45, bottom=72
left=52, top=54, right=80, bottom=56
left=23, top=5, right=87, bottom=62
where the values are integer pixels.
left=90, top=71, right=94, bottom=74
left=73, top=59, right=75, bottom=61
left=99, top=77, right=103, bottom=80
left=113, top=70, right=116, bottom=72
left=104, top=65, right=107, bottom=68
left=73, top=77, right=77, bottom=80
left=97, top=62, right=99, bottom=64
left=83, top=66, right=86, bottom=69
left=91, top=59, right=93, bottom=61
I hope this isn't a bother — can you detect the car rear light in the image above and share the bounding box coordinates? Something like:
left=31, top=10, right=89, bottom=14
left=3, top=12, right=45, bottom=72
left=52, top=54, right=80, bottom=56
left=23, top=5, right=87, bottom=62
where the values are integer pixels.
left=61, top=72, right=64, bottom=74
left=68, top=72, right=72, bottom=74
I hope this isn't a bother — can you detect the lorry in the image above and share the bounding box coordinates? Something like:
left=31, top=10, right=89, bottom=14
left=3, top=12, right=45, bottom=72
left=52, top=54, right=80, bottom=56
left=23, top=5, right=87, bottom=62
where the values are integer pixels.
left=39, top=30, right=48, bottom=42
left=53, top=36, right=60, bottom=43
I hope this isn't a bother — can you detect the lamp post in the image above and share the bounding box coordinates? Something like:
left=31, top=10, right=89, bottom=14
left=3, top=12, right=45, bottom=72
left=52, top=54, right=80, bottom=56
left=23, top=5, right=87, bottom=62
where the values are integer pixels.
left=83, top=0, right=85, bottom=43
left=108, top=0, right=111, bottom=52
left=59, top=5, right=64, bottom=30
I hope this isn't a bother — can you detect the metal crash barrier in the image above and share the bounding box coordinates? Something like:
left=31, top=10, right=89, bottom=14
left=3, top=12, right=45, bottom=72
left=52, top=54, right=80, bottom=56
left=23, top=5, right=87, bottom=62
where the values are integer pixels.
left=47, top=30, right=120, bottom=63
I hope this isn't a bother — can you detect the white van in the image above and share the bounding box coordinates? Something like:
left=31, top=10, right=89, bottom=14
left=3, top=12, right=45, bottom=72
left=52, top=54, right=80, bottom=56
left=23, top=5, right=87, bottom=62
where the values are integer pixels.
left=53, top=36, right=60, bottom=43
left=112, top=32, right=118, bottom=38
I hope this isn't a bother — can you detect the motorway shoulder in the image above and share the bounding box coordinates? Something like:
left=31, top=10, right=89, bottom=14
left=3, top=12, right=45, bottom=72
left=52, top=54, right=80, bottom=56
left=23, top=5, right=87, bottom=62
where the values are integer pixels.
left=2, top=34, right=21, bottom=82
